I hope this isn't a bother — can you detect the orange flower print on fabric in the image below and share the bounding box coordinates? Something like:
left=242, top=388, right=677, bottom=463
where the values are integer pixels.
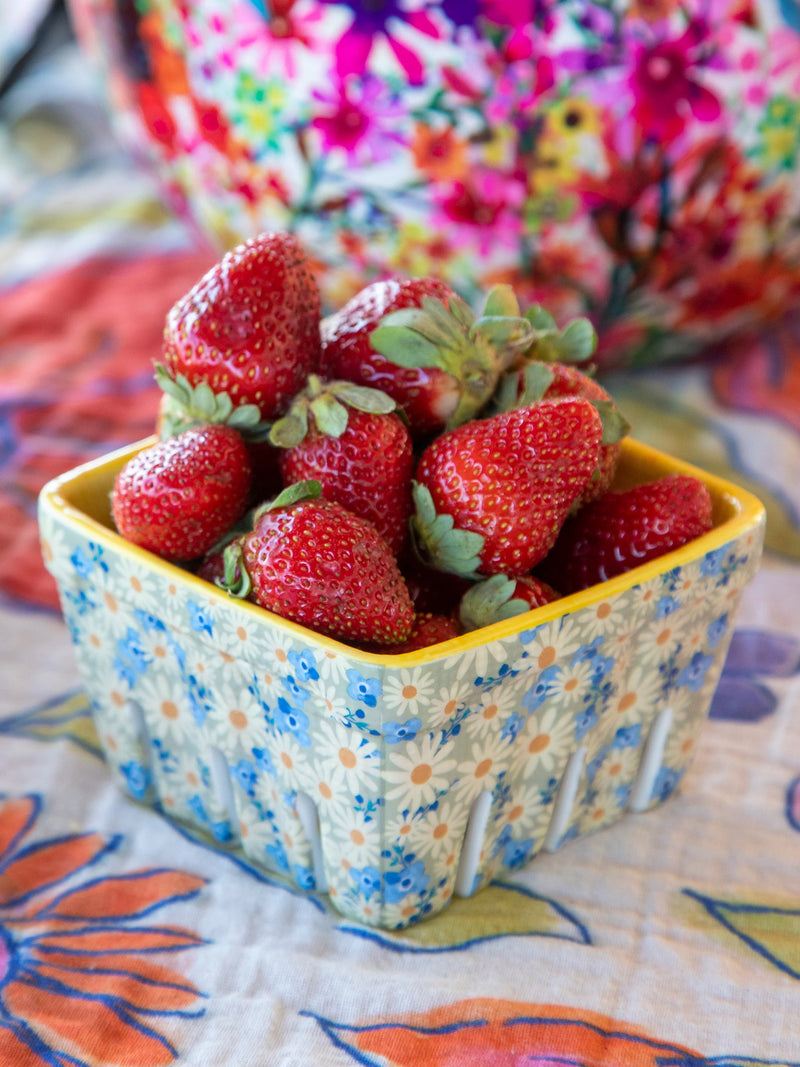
left=306, top=996, right=795, bottom=1066
left=0, top=795, right=207, bottom=1066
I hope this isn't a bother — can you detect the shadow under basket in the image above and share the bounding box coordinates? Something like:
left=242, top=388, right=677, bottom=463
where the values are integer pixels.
left=38, top=437, right=765, bottom=930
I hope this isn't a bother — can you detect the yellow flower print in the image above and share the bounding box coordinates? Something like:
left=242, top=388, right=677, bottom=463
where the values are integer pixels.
left=546, top=98, right=601, bottom=140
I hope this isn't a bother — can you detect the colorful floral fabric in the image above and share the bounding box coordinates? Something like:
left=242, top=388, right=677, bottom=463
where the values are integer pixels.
left=70, top=0, right=800, bottom=368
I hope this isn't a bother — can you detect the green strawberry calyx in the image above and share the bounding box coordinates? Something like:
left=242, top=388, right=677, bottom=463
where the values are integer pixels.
left=492, top=362, right=631, bottom=445
left=410, top=482, right=485, bottom=579
left=368, top=284, right=535, bottom=430
left=269, top=375, right=396, bottom=448
left=458, top=575, right=533, bottom=632
left=522, top=306, right=598, bottom=364
left=155, top=363, right=272, bottom=442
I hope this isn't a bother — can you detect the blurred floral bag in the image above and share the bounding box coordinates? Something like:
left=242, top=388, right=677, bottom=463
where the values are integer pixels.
left=70, top=0, right=800, bottom=369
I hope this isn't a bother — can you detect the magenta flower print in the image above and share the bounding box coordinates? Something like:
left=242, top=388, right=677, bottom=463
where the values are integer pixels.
left=312, top=77, right=406, bottom=164
left=320, top=0, right=441, bottom=85
left=435, top=171, right=525, bottom=253
left=628, top=22, right=724, bottom=143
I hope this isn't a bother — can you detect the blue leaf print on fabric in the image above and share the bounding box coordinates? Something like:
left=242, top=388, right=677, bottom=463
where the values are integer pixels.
left=383, top=718, right=422, bottom=744
left=709, top=629, right=800, bottom=722
left=346, top=669, right=381, bottom=707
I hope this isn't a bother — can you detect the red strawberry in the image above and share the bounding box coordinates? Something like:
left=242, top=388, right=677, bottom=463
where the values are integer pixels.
left=536, top=473, right=714, bottom=594
left=384, top=613, right=460, bottom=653
left=158, top=231, right=321, bottom=433
left=226, top=482, right=414, bottom=645
left=457, top=574, right=560, bottom=632
left=111, top=425, right=252, bottom=562
left=494, top=361, right=630, bottom=507
left=413, top=398, right=603, bottom=577
left=271, top=376, right=413, bottom=555
left=320, top=277, right=533, bottom=438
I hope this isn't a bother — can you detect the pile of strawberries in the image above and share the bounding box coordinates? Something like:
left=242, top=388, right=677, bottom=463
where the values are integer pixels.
left=111, top=232, right=714, bottom=653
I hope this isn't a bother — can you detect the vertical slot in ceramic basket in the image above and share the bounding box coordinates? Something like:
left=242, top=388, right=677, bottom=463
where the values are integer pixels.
left=38, top=437, right=765, bottom=929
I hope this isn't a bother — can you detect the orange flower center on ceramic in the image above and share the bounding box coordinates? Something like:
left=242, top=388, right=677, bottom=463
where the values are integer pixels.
left=433, top=823, right=448, bottom=839
left=529, top=733, right=550, bottom=753
left=350, top=829, right=365, bottom=846
left=161, top=701, right=179, bottom=720
left=619, top=692, right=637, bottom=712
left=475, top=758, right=492, bottom=778
left=228, top=709, right=247, bottom=729
left=411, top=763, right=432, bottom=785
left=318, top=781, right=332, bottom=800
left=402, top=685, right=417, bottom=699
left=339, top=747, right=357, bottom=769
left=538, top=646, right=556, bottom=668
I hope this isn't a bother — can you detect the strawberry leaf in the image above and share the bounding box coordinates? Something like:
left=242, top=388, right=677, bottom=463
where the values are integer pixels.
left=369, top=324, right=441, bottom=368
left=591, top=399, right=632, bottom=444
left=309, top=393, right=349, bottom=438
left=269, top=409, right=309, bottom=448
left=448, top=293, right=477, bottom=329
left=411, top=482, right=484, bottom=578
left=328, top=381, right=396, bottom=413
left=269, top=480, right=322, bottom=509
left=524, top=305, right=558, bottom=332
left=555, top=318, right=598, bottom=363
left=218, top=543, right=252, bottom=600
left=481, top=283, right=521, bottom=318
left=459, top=575, right=532, bottom=631
left=154, top=363, right=271, bottom=439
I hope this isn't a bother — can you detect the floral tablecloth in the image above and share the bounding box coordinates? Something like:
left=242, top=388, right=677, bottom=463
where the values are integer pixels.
left=2, top=15, right=800, bottom=1067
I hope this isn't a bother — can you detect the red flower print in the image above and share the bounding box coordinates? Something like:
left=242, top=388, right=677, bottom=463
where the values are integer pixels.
left=628, top=22, right=724, bottom=143
left=0, top=795, right=207, bottom=1066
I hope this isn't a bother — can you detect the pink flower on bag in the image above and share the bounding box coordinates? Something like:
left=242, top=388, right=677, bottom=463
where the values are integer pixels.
left=627, top=21, right=724, bottom=142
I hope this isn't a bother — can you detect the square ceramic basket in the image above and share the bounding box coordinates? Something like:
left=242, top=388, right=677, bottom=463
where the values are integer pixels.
left=39, top=438, right=765, bottom=930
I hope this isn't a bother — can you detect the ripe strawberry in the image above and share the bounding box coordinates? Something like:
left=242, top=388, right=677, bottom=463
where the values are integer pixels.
left=271, top=376, right=413, bottom=555
left=225, top=482, right=414, bottom=645
left=384, top=613, right=460, bottom=653
left=494, top=361, right=630, bottom=507
left=536, top=473, right=714, bottom=594
left=320, top=277, right=533, bottom=438
left=458, top=574, right=561, bottom=632
left=158, top=231, right=321, bottom=433
left=413, top=398, right=603, bottom=577
left=112, top=425, right=252, bottom=562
